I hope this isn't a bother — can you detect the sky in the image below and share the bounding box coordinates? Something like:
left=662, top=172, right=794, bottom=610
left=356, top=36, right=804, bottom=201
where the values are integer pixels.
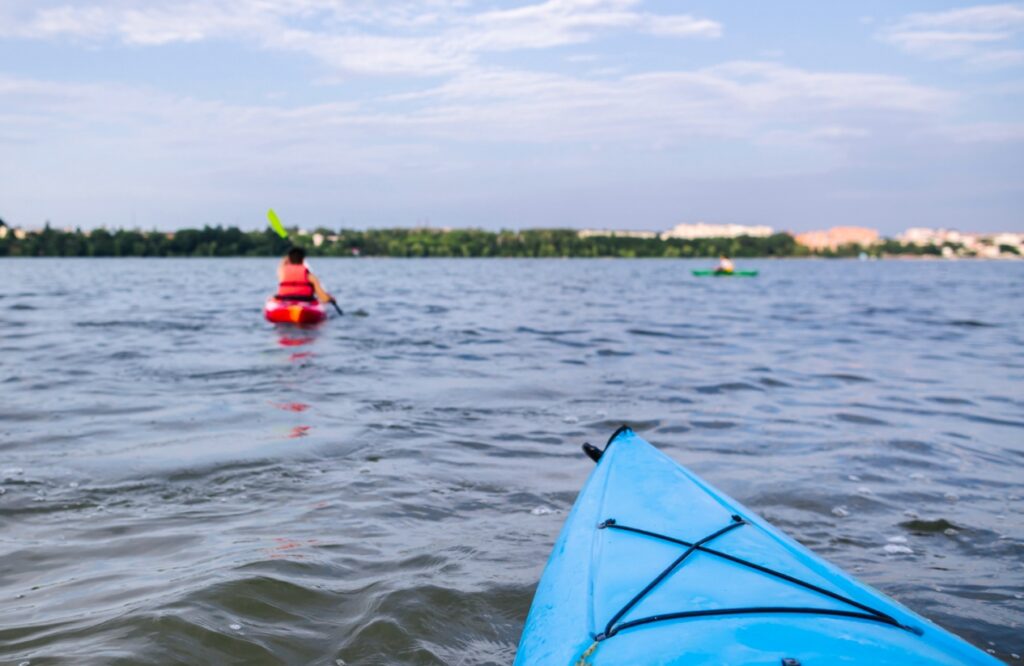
left=1, top=0, right=1022, bottom=234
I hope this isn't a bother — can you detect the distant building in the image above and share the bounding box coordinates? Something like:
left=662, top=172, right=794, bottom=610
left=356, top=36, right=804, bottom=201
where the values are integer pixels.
left=577, top=229, right=659, bottom=239
left=795, top=227, right=879, bottom=251
left=898, top=228, right=965, bottom=246
left=970, top=232, right=1024, bottom=258
left=793, top=230, right=828, bottom=250
left=992, top=232, right=1023, bottom=248
left=975, top=243, right=1001, bottom=258
left=897, top=228, right=1023, bottom=256
left=661, top=222, right=774, bottom=239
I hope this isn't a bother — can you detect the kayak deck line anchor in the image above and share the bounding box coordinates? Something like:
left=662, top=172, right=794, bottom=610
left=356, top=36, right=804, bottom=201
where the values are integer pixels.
left=582, top=424, right=635, bottom=463
left=599, top=516, right=746, bottom=641
left=596, top=519, right=924, bottom=641
left=582, top=443, right=603, bottom=462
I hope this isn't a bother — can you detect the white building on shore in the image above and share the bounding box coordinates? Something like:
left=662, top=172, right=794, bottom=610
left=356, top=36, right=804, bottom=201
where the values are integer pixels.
left=0, top=224, right=27, bottom=240
left=898, top=228, right=1023, bottom=258
left=578, top=222, right=774, bottom=241
left=898, top=228, right=965, bottom=245
left=577, top=229, right=659, bottom=239
left=662, top=222, right=774, bottom=239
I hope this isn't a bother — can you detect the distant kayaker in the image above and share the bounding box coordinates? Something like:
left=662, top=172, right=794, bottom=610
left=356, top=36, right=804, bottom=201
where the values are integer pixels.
left=714, top=255, right=735, bottom=274
left=277, top=247, right=335, bottom=304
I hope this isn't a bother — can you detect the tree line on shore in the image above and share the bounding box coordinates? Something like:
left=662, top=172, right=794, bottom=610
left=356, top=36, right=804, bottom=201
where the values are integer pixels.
left=0, top=224, right=950, bottom=258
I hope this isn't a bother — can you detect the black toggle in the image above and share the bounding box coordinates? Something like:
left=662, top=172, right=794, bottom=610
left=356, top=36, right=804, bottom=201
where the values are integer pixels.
left=583, top=442, right=604, bottom=462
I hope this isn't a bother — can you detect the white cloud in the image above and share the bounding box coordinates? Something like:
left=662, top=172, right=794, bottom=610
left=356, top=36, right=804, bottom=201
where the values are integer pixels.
left=0, top=64, right=946, bottom=232
left=273, top=29, right=469, bottom=76
left=879, top=3, right=1024, bottom=67
left=893, top=3, right=1024, bottom=30
left=0, top=0, right=721, bottom=75
left=940, top=120, right=1024, bottom=142
left=0, top=3, right=949, bottom=163
left=810, top=125, right=871, bottom=140
left=642, top=14, right=721, bottom=39
left=1, top=3, right=1018, bottom=231
left=0, top=56, right=952, bottom=167
left=5, top=2, right=273, bottom=45
left=702, top=61, right=950, bottom=113
left=968, top=47, right=1024, bottom=66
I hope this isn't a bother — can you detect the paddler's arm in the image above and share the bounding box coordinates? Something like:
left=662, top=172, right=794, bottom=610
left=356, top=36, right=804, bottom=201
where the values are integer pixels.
left=308, top=273, right=335, bottom=304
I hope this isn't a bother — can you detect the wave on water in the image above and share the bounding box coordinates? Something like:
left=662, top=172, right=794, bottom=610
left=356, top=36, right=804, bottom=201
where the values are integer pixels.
left=76, top=319, right=208, bottom=332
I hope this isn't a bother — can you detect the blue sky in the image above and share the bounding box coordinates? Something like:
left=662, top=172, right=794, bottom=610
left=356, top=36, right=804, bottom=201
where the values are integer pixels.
left=1, top=1, right=1022, bottom=234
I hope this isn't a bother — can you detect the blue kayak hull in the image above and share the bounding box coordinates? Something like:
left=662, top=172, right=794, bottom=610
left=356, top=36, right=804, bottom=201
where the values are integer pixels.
left=514, top=428, right=1000, bottom=665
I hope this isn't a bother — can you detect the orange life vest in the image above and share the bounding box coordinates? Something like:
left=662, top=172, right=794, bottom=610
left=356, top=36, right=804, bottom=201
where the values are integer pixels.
left=277, top=263, right=314, bottom=299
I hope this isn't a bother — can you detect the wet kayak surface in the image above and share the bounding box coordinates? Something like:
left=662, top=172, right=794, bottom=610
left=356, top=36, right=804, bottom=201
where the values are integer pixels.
left=1, top=258, right=1022, bottom=664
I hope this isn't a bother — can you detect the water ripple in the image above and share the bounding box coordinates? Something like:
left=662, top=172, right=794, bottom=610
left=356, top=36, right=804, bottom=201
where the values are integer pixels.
left=0, top=258, right=1021, bottom=664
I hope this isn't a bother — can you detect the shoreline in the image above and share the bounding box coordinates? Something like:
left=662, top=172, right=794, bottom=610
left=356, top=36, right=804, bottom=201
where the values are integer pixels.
left=1, top=255, right=1021, bottom=261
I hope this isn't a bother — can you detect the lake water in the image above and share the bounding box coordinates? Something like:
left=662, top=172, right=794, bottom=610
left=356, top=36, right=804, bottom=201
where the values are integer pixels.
left=1, top=258, right=1022, bottom=664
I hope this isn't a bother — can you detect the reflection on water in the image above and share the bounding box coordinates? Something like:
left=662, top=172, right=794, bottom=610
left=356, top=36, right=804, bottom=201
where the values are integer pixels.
left=276, top=326, right=321, bottom=347
left=276, top=326, right=321, bottom=440
left=0, top=258, right=1022, bottom=665
left=273, top=402, right=311, bottom=412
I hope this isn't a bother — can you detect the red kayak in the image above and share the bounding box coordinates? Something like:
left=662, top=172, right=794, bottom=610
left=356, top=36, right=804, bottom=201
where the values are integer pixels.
left=264, top=298, right=327, bottom=325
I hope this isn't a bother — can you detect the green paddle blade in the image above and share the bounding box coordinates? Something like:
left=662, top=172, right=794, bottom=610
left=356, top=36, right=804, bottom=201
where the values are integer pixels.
left=267, top=208, right=289, bottom=239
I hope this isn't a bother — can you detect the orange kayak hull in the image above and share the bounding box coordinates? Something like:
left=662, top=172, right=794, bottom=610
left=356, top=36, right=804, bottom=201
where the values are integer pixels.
left=264, top=298, right=328, bottom=325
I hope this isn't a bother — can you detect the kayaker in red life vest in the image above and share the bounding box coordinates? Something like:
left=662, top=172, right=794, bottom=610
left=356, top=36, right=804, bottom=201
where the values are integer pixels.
left=276, top=247, right=336, bottom=304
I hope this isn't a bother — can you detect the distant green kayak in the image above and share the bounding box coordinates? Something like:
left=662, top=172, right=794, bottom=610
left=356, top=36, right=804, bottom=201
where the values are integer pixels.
left=692, top=270, right=759, bottom=277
